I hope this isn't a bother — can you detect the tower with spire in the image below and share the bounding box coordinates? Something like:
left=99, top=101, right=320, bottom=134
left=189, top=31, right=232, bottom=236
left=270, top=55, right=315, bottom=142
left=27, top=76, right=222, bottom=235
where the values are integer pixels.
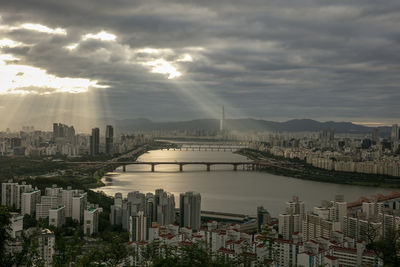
left=220, top=106, right=225, bottom=132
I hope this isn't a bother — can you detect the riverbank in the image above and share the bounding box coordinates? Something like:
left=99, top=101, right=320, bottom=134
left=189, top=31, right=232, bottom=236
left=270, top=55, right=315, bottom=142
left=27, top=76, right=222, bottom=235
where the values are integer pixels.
left=237, top=148, right=400, bottom=188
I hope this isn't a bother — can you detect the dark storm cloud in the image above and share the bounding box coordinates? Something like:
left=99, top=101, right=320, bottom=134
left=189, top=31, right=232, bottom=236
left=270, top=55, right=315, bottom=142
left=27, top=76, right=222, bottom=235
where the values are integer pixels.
left=0, top=0, right=400, bottom=123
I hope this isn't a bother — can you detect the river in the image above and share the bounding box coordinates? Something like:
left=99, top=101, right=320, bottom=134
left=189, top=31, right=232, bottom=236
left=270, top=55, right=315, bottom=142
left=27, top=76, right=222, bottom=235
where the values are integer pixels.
left=98, top=149, right=392, bottom=217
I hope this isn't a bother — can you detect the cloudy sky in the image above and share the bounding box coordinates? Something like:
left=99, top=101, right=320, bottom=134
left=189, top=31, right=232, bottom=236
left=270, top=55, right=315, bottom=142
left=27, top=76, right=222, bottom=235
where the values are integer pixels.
left=0, top=0, right=399, bottom=129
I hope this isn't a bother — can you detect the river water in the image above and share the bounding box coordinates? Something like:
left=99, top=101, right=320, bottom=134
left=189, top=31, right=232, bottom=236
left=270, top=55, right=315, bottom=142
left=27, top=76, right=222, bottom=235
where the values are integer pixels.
left=98, top=149, right=392, bottom=217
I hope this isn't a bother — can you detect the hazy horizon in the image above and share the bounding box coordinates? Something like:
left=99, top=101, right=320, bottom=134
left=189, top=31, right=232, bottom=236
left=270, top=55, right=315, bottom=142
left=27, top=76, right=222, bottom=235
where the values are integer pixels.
left=1, top=0, right=400, bottom=129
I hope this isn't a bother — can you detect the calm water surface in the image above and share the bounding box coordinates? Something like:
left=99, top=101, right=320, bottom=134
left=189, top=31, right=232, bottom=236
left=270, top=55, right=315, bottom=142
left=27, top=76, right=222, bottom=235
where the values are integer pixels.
left=99, top=150, right=392, bottom=216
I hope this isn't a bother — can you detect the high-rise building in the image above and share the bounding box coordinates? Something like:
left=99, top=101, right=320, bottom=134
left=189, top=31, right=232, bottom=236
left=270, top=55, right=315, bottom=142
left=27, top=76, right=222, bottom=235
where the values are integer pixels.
left=279, top=213, right=301, bottom=240
left=110, top=193, right=123, bottom=225
left=391, top=124, right=399, bottom=141
left=21, top=190, right=41, bottom=216
left=155, top=189, right=175, bottom=225
left=279, top=196, right=305, bottom=240
left=53, top=123, right=75, bottom=143
left=16, top=183, right=33, bottom=210
left=372, top=128, right=379, bottom=143
left=220, top=106, right=225, bottom=132
left=72, top=194, right=87, bottom=223
left=257, top=206, right=271, bottom=231
left=36, top=196, right=60, bottom=220
left=2, top=180, right=18, bottom=207
left=49, top=206, right=65, bottom=228
left=62, top=188, right=87, bottom=218
left=90, top=127, right=100, bottom=156
left=9, top=213, right=23, bottom=239
left=105, top=125, right=114, bottom=155
left=38, top=229, right=55, bottom=267
left=84, top=208, right=100, bottom=235
left=180, top=191, right=201, bottom=231
left=129, top=211, right=150, bottom=242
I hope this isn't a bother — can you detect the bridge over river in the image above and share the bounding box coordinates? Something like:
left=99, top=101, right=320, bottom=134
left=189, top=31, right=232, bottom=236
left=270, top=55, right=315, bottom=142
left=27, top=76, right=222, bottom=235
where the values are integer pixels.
left=68, top=161, right=263, bottom=172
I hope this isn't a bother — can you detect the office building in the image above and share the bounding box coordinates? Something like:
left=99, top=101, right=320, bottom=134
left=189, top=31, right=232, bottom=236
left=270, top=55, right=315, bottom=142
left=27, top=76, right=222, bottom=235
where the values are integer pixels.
left=105, top=125, right=114, bottom=155
left=90, top=127, right=100, bottom=156
left=180, top=191, right=201, bottom=231
left=391, top=124, right=399, bottom=141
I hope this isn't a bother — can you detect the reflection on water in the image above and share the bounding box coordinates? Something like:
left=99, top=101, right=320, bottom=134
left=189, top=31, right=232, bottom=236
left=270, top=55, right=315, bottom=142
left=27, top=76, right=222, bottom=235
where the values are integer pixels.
left=99, top=150, right=391, bottom=216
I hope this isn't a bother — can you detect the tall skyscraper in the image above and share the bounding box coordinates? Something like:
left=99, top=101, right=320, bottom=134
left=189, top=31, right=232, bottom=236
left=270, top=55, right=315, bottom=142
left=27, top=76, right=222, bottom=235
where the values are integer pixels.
left=372, top=128, right=379, bottom=143
left=129, top=211, right=150, bottom=242
left=391, top=124, right=399, bottom=141
left=90, top=127, right=100, bottom=156
left=154, top=189, right=175, bottom=225
left=220, top=106, right=225, bottom=132
left=53, top=123, right=75, bottom=143
left=279, top=196, right=305, bottom=240
left=180, top=191, right=201, bottom=231
left=105, top=125, right=114, bottom=155
left=257, top=206, right=271, bottom=231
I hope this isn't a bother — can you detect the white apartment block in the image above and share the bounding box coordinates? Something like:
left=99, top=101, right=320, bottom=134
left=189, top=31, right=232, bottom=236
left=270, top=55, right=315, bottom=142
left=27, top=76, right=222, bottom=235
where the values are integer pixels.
left=8, top=212, right=23, bottom=239
left=21, top=190, right=41, bottom=216
left=72, top=194, right=87, bottom=223
left=279, top=213, right=301, bottom=240
left=36, top=196, right=60, bottom=220
left=1, top=181, right=18, bottom=207
left=84, top=208, right=100, bottom=235
left=38, top=229, right=55, bottom=267
left=62, top=188, right=87, bottom=218
left=49, top=206, right=65, bottom=228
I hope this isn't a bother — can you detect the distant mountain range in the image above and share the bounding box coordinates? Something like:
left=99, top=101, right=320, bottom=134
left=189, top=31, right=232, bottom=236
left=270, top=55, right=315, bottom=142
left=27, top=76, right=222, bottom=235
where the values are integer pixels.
left=114, top=118, right=391, bottom=137
left=16, top=115, right=390, bottom=136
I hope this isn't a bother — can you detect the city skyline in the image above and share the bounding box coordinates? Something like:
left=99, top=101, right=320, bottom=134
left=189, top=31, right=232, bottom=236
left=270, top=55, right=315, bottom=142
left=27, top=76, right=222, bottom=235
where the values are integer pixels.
left=0, top=0, right=400, bottom=128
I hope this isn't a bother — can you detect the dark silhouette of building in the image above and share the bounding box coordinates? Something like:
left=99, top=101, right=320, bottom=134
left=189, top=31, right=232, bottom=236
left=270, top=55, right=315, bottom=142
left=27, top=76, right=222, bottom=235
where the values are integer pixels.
left=257, top=206, right=271, bottom=231
left=90, top=128, right=100, bottom=156
left=53, top=123, right=75, bottom=143
left=105, top=125, right=114, bottom=155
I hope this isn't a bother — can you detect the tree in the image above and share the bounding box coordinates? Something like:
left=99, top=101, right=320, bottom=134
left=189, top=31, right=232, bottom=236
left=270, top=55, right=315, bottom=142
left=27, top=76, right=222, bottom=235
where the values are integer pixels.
left=368, top=228, right=400, bottom=266
left=0, top=206, right=13, bottom=265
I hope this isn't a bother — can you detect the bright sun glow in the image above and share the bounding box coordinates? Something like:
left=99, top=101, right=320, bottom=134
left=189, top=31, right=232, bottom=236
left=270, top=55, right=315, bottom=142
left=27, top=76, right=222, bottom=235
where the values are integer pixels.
left=83, top=31, right=116, bottom=41
left=65, top=43, right=79, bottom=50
left=144, top=59, right=182, bottom=79
left=177, top=54, right=193, bottom=62
left=0, top=55, right=108, bottom=95
left=0, top=38, right=25, bottom=48
left=21, top=23, right=67, bottom=35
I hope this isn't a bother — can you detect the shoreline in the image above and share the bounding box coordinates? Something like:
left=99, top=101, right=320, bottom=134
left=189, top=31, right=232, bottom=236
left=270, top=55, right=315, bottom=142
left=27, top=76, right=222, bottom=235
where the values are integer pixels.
left=236, top=148, right=400, bottom=189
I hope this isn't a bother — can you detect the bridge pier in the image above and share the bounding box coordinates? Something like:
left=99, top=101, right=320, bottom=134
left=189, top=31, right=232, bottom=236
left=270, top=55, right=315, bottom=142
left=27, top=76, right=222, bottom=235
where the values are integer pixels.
left=206, top=164, right=211, bottom=171
left=233, top=164, right=238, bottom=171
left=179, top=164, right=183, bottom=172
left=122, top=165, right=126, bottom=172
left=151, top=164, right=155, bottom=172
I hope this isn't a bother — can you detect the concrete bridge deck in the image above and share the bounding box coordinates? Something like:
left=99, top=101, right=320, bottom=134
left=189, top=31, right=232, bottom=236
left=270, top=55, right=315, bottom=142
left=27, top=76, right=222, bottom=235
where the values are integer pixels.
left=68, top=161, right=261, bottom=172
